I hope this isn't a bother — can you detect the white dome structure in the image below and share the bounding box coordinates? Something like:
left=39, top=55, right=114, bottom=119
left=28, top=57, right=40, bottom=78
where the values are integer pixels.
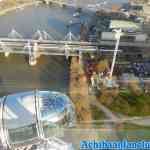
left=0, top=90, right=76, bottom=149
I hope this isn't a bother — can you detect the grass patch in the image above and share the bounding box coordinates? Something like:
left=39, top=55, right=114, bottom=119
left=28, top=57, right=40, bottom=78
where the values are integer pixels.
left=91, top=105, right=106, bottom=120
left=101, top=89, right=150, bottom=117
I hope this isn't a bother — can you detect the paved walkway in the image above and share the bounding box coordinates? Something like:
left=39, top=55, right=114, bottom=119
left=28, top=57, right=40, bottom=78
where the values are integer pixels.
left=0, top=1, right=41, bottom=16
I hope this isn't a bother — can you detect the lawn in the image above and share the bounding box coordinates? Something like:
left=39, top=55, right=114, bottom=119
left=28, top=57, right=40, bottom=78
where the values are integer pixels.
left=100, top=89, right=150, bottom=117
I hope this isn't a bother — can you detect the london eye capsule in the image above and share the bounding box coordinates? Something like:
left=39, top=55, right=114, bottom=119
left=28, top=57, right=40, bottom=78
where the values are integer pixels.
left=0, top=90, right=76, bottom=149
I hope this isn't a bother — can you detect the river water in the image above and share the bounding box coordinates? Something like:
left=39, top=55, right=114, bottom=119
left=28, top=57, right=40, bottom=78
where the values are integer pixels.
left=0, top=0, right=129, bottom=96
left=0, top=4, right=93, bottom=39
left=0, top=0, right=129, bottom=38
left=0, top=4, right=93, bottom=95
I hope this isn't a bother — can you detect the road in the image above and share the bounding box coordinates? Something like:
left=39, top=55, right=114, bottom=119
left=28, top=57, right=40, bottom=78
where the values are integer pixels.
left=0, top=1, right=40, bottom=16
left=90, top=96, right=120, bottom=139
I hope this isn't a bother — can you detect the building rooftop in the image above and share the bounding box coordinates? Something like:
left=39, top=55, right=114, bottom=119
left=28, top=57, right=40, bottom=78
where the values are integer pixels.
left=109, top=20, right=141, bottom=31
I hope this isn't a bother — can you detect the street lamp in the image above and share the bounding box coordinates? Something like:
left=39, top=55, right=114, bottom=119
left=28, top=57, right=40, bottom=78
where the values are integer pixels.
left=109, top=29, right=123, bottom=78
